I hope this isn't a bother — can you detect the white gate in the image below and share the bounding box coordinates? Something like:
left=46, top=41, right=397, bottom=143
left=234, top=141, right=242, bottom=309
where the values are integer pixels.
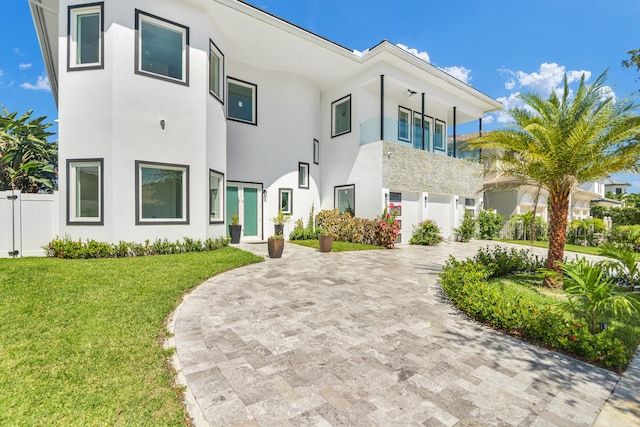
left=0, top=191, right=58, bottom=258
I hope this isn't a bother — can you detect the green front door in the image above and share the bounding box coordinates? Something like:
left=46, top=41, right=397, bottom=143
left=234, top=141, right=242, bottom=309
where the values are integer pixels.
left=226, top=186, right=239, bottom=227
left=243, top=187, right=258, bottom=237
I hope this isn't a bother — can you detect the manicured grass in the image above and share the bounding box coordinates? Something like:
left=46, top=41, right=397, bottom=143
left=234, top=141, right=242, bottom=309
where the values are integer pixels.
left=288, top=239, right=385, bottom=251
left=496, top=239, right=604, bottom=256
left=0, top=248, right=262, bottom=426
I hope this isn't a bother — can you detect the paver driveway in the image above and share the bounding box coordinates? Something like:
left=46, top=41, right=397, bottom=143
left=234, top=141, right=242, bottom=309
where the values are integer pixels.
left=169, top=241, right=621, bottom=426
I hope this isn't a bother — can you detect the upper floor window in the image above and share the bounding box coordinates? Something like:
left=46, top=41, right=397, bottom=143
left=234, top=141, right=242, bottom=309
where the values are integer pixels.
left=434, top=119, right=446, bottom=152
left=227, top=78, right=257, bottom=125
left=209, top=40, right=224, bottom=102
left=332, top=95, right=351, bottom=137
left=68, top=3, right=104, bottom=70
left=398, top=107, right=411, bottom=143
left=135, top=10, right=189, bottom=85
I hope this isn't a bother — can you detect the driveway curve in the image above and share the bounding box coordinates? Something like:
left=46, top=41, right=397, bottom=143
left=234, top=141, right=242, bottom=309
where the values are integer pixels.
left=169, top=241, right=621, bottom=426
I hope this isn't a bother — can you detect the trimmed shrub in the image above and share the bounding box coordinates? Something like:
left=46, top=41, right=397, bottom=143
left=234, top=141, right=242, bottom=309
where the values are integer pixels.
left=471, top=245, right=545, bottom=277
left=454, top=210, right=476, bottom=242
left=608, top=225, right=640, bottom=251
left=314, top=208, right=398, bottom=248
left=477, top=209, right=504, bottom=240
left=44, top=236, right=229, bottom=259
left=409, top=220, right=443, bottom=246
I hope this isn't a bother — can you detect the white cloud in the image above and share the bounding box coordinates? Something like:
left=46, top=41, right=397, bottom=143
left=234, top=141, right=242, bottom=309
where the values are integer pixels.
left=21, top=75, right=51, bottom=91
left=441, top=65, right=472, bottom=84
left=482, top=115, right=494, bottom=125
left=13, top=48, right=23, bottom=56
left=599, top=85, right=616, bottom=104
left=505, top=80, right=516, bottom=90
left=18, top=63, right=32, bottom=70
left=396, top=43, right=431, bottom=63
left=506, top=63, right=591, bottom=98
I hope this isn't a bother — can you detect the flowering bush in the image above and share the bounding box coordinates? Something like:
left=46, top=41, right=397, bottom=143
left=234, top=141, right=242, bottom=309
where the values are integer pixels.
left=377, top=203, right=401, bottom=248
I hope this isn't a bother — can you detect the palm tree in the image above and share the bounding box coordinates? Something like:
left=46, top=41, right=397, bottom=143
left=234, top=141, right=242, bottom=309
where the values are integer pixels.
left=468, top=72, right=640, bottom=287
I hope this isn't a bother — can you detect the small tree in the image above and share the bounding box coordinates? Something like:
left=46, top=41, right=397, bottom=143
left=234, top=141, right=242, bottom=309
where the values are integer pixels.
left=0, top=108, right=57, bottom=193
left=477, top=209, right=504, bottom=240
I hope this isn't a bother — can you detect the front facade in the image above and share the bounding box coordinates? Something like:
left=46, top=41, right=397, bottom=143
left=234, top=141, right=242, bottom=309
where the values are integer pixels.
left=30, top=0, right=501, bottom=244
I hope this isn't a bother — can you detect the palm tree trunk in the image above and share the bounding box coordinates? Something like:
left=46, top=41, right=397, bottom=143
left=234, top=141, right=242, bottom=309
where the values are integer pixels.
left=544, top=189, right=570, bottom=288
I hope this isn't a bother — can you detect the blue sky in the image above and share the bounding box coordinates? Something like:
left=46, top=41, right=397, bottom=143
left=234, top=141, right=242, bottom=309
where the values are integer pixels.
left=2, top=0, right=639, bottom=190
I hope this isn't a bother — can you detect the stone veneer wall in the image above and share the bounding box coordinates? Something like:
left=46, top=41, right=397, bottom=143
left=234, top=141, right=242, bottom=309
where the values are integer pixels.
left=381, top=141, right=484, bottom=197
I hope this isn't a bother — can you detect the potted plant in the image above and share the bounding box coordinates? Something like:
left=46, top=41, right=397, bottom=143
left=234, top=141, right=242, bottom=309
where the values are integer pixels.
left=271, top=210, right=291, bottom=236
left=318, top=227, right=334, bottom=252
left=267, top=234, right=284, bottom=258
left=229, top=214, right=242, bottom=244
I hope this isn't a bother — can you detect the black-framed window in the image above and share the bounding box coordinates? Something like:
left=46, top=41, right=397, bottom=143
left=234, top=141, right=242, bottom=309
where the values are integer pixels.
left=434, top=119, right=446, bottom=151
left=135, top=10, right=189, bottom=85
left=67, top=158, right=104, bottom=225
left=67, top=2, right=104, bottom=70
left=135, top=161, right=189, bottom=224
left=398, top=106, right=411, bottom=142
left=331, top=94, right=351, bottom=137
left=313, top=139, right=319, bottom=165
left=209, top=169, right=224, bottom=224
left=279, top=188, right=293, bottom=215
left=335, top=184, right=355, bottom=215
left=209, top=40, right=224, bottom=103
left=227, top=77, right=257, bottom=125
left=298, top=162, right=309, bottom=189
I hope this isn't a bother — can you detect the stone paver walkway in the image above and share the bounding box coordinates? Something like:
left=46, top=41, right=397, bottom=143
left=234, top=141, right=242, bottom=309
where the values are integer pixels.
left=167, top=241, right=636, bottom=426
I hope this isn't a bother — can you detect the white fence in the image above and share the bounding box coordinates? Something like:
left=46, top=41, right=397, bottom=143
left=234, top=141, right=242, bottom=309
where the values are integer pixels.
left=0, top=191, right=58, bottom=258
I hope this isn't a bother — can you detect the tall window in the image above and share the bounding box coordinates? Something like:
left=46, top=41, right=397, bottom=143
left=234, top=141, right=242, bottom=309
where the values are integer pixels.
left=136, top=161, right=189, bottom=224
left=209, top=40, right=224, bottom=102
left=331, top=95, right=351, bottom=137
left=434, top=119, right=446, bottom=152
left=68, top=3, right=104, bottom=70
left=335, top=184, right=355, bottom=215
left=67, top=159, right=103, bottom=224
left=398, top=107, right=411, bottom=142
left=209, top=169, right=224, bottom=223
left=298, top=162, right=309, bottom=189
left=279, top=188, right=292, bottom=215
left=227, top=78, right=257, bottom=124
left=313, top=139, right=319, bottom=165
left=135, top=10, right=189, bottom=84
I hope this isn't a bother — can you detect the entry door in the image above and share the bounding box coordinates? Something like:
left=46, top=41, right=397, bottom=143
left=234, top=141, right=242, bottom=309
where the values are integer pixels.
left=226, top=182, right=262, bottom=240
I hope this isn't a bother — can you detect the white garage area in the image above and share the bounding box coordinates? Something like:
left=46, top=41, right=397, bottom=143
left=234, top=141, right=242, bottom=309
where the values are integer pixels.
left=427, top=193, right=454, bottom=240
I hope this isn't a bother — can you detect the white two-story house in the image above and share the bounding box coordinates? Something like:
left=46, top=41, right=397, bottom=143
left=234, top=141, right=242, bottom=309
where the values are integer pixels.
left=30, top=0, right=501, bottom=243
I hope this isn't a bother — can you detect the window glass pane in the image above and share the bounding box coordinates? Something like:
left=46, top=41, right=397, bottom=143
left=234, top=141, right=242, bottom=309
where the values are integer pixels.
left=210, top=48, right=221, bottom=97
left=209, top=172, right=222, bottom=221
left=75, top=165, right=99, bottom=218
left=424, top=119, right=432, bottom=151
left=336, top=186, right=355, bottom=215
left=141, top=167, right=184, bottom=219
left=334, top=98, right=351, bottom=135
left=398, top=108, right=410, bottom=141
left=228, top=81, right=254, bottom=122
left=141, top=19, right=183, bottom=80
left=77, top=12, right=100, bottom=64
left=280, top=191, right=290, bottom=213
left=298, top=163, right=308, bottom=188
left=435, top=121, right=445, bottom=150
left=413, top=113, right=422, bottom=150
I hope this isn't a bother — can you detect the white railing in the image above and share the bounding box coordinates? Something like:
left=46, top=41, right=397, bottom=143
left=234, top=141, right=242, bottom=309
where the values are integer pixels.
left=0, top=191, right=58, bottom=258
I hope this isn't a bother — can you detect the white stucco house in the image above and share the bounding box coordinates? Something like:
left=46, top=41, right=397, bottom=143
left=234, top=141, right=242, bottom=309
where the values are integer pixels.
left=29, top=0, right=501, bottom=244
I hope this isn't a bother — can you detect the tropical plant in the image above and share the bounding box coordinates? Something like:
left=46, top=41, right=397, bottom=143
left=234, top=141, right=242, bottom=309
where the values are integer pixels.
left=453, top=210, right=476, bottom=242
left=0, top=108, right=57, bottom=193
left=553, top=258, right=639, bottom=334
left=271, top=209, right=291, bottom=225
left=598, top=244, right=640, bottom=291
left=467, top=72, right=640, bottom=286
left=477, top=209, right=504, bottom=240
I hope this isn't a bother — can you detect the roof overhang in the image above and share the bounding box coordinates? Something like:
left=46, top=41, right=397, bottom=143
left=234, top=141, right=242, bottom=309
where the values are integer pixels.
left=28, top=0, right=59, bottom=106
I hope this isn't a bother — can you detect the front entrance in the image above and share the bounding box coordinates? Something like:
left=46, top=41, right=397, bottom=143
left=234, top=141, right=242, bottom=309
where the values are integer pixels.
left=227, top=182, right=262, bottom=241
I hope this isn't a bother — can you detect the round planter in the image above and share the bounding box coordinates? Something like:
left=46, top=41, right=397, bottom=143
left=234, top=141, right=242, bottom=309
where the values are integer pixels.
left=318, top=234, right=334, bottom=252
left=268, top=237, right=284, bottom=258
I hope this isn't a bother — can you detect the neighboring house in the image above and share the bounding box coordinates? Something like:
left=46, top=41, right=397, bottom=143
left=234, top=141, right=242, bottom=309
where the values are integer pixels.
left=602, top=177, right=631, bottom=196
left=29, top=0, right=501, bottom=244
left=579, top=180, right=625, bottom=208
left=483, top=176, right=602, bottom=223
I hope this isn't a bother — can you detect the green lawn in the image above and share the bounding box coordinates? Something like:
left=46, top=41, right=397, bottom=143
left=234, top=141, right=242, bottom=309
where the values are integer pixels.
left=496, top=239, right=604, bottom=256
left=288, top=239, right=385, bottom=251
left=0, top=248, right=262, bottom=426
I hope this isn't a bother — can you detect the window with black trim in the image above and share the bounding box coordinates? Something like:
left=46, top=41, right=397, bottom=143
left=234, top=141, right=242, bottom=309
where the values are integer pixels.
left=331, top=95, right=351, bottom=137
left=209, top=169, right=224, bottom=223
left=67, top=158, right=103, bottom=224
left=227, top=77, right=257, bottom=124
left=313, top=139, right=319, bottom=164
left=298, top=162, right=309, bottom=189
left=135, top=10, right=189, bottom=85
left=335, top=184, right=355, bottom=215
left=68, top=3, right=104, bottom=70
left=279, top=188, right=293, bottom=215
left=398, top=107, right=411, bottom=142
left=209, top=40, right=224, bottom=102
left=434, top=119, right=446, bottom=151
left=136, top=161, right=189, bottom=224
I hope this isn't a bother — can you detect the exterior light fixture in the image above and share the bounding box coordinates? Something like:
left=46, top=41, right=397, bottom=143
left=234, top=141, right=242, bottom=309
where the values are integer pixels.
left=160, top=119, right=165, bottom=130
